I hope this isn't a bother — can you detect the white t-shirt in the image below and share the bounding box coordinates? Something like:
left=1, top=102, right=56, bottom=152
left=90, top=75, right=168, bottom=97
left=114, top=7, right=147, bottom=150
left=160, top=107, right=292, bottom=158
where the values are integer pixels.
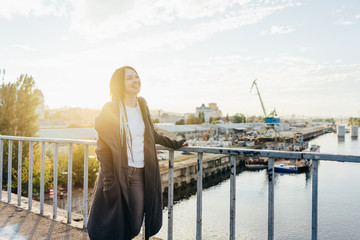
left=125, top=105, right=145, bottom=168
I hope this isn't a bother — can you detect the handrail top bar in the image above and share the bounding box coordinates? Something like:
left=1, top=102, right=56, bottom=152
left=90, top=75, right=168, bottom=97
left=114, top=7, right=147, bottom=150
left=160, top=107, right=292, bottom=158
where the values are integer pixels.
left=1, top=135, right=360, bottom=163
left=157, top=146, right=360, bottom=163
left=0, top=135, right=96, bottom=145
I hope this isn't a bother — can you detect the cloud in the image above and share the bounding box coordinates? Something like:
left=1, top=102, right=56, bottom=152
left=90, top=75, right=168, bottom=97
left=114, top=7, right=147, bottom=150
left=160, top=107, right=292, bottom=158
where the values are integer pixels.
left=300, top=47, right=311, bottom=52
left=12, top=44, right=37, bottom=51
left=260, top=25, right=295, bottom=35
left=0, top=0, right=67, bottom=19
left=356, top=14, right=360, bottom=19
left=68, top=0, right=299, bottom=41
left=144, top=54, right=360, bottom=116
left=335, top=19, right=353, bottom=25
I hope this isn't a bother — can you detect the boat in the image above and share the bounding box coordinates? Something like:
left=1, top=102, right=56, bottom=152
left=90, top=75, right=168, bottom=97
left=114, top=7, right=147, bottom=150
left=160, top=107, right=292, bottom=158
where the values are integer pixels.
left=273, top=144, right=320, bottom=174
left=274, top=159, right=312, bottom=173
left=245, top=157, right=268, bottom=170
left=274, top=164, right=298, bottom=173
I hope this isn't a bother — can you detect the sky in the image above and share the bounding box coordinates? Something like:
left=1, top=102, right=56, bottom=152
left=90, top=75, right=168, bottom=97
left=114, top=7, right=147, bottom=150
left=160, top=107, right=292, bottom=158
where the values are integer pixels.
left=0, top=0, right=359, bottom=118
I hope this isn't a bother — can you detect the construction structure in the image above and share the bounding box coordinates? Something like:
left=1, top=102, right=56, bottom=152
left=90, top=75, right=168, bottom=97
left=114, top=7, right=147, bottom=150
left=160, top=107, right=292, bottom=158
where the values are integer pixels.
left=250, top=79, right=280, bottom=139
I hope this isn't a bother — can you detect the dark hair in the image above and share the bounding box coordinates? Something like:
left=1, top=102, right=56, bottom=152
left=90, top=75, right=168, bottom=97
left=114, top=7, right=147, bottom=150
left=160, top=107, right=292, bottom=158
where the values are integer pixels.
left=109, top=66, right=139, bottom=101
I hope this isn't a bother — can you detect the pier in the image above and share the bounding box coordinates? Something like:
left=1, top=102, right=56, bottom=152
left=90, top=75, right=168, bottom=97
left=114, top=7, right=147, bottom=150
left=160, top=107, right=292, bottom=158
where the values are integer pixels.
left=159, top=154, right=245, bottom=200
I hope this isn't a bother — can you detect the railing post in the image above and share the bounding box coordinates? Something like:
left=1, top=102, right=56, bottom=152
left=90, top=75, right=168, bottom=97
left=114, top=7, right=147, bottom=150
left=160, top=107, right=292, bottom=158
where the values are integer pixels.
left=0, top=139, right=3, bottom=201
left=312, top=159, right=319, bottom=240
left=53, top=143, right=59, bottom=219
left=83, top=144, right=89, bottom=228
left=168, top=150, right=175, bottom=240
left=230, top=155, right=236, bottom=240
left=40, top=142, right=45, bottom=214
left=8, top=140, right=12, bottom=203
left=28, top=141, right=33, bottom=210
left=197, top=152, right=203, bottom=240
left=67, top=143, right=73, bottom=223
left=268, top=158, right=274, bottom=240
left=17, top=141, right=22, bottom=206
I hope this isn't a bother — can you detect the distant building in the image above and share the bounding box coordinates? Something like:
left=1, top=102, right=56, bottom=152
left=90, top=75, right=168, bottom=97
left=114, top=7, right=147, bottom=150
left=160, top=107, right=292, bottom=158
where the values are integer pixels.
left=196, top=103, right=222, bottom=122
left=150, top=109, right=184, bottom=124
left=155, top=124, right=211, bottom=139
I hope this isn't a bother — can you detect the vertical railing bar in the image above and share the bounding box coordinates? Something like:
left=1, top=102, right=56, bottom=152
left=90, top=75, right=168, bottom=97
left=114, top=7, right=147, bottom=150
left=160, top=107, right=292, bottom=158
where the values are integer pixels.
left=17, top=141, right=22, bottom=206
left=312, top=159, right=319, bottom=240
left=0, top=139, right=3, bottom=201
left=7, top=140, right=13, bottom=203
left=40, top=142, right=45, bottom=214
left=196, top=152, right=203, bottom=240
left=168, top=150, right=175, bottom=240
left=28, top=141, right=33, bottom=210
left=83, top=144, right=89, bottom=228
left=229, top=155, right=236, bottom=240
left=53, top=143, right=59, bottom=219
left=67, top=143, right=73, bottom=223
left=268, top=158, right=274, bottom=240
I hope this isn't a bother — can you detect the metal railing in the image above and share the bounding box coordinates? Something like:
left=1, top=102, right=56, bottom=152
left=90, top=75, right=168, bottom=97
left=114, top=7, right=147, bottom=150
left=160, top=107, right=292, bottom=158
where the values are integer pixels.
left=1, top=135, right=360, bottom=240
left=0, top=135, right=95, bottom=228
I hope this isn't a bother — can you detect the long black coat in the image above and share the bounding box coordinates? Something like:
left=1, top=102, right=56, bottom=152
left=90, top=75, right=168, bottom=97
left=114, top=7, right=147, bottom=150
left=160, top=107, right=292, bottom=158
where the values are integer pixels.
left=87, top=97, right=184, bottom=240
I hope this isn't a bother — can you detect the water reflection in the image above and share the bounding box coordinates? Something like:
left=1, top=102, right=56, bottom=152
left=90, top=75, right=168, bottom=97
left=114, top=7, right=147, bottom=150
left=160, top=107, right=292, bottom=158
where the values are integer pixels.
left=156, top=133, right=360, bottom=240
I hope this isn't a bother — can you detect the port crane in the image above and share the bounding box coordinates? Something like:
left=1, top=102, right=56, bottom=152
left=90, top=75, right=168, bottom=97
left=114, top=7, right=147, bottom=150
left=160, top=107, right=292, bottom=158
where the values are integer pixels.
left=250, top=79, right=280, bottom=139
left=202, top=127, right=213, bottom=141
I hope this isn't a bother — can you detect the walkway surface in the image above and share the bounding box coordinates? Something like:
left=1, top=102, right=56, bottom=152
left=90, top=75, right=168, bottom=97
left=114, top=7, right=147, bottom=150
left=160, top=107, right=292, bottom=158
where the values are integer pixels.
left=0, top=201, right=88, bottom=240
left=0, top=201, right=162, bottom=240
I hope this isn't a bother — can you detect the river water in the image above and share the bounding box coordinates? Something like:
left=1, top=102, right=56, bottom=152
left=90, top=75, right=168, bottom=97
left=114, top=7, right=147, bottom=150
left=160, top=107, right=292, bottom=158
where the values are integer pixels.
left=155, top=132, right=360, bottom=240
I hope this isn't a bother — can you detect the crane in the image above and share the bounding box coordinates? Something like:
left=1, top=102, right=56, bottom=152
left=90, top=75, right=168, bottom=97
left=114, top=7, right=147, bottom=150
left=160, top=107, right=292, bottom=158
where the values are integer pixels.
left=250, top=79, right=267, bottom=117
left=250, top=79, right=278, bottom=119
left=202, top=127, right=213, bottom=141
left=250, top=79, right=280, bottom=140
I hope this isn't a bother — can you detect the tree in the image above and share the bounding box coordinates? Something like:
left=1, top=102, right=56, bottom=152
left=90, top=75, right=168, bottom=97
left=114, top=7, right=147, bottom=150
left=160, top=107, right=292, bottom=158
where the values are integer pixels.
left=209, top=117, right=213, bottom=124
left=247, top=115, right=265, bottom=123
left=152, top=118, right=160, bottom=123
left=198, top=112, right=205, bottom=123
left=232, top=113, right=246, bottom=123
left=0, top=82, right=17, bottom=136
left=175, top=119, right=185, bottom=125
left=187, top=116, right=202, bottom=124
left=349, top=117, right=360, bottom=126
left=0, top=74, right=42, bottom=194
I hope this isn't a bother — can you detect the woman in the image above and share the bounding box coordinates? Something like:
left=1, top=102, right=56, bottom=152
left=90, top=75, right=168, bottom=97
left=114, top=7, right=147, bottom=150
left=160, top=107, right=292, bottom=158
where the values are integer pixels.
left=87, top=66, right=187, bottom=240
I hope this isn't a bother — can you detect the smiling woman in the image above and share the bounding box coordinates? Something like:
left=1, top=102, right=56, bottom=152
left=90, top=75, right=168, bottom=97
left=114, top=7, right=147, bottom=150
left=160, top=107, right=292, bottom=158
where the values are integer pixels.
left=87, top=66, right=187, bottom=240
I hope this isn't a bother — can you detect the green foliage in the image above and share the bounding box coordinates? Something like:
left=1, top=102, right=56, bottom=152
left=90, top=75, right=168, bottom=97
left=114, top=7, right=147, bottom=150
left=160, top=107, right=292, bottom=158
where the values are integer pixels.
left=312, top=118, right=335, bottom=124
left=198, top=112, right=205, bottom=123
left=175, top=119, right=185, bottom=125
left=232, top=113, right=246, bottom=123
left=349, top=117, right=360, bottom=126
left=209, top=117, right=213, bottom=124
left=0, top=74, right=41, bottom=194
left=152, top=118, right=160, bottom=123
left=246, top=115, right=265, bottom=123
left=57, top=145, right=99, bottom=189
left=0, top=82, right=17, bottom=135
left=187, top=115, right=202, bottom=124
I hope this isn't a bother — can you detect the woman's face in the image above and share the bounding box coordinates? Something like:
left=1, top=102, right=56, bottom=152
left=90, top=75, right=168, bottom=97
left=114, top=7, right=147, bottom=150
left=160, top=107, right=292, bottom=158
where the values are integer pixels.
left=124, top=68, right=141, bottom=96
